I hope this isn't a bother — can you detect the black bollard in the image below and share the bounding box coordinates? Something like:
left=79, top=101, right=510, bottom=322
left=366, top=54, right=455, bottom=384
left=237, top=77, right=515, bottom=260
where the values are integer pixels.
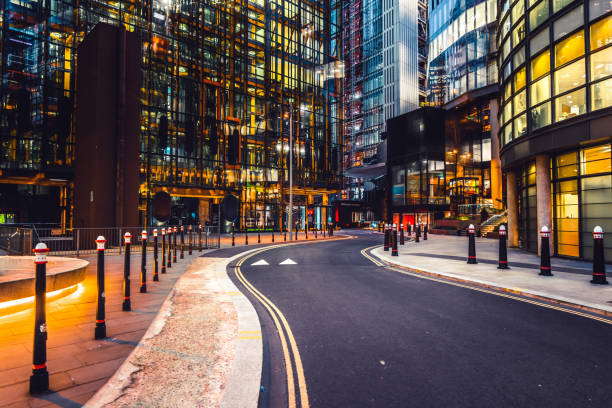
left=497, top=225, right=509, bottom=269
left=95, top=236, right=107, bottom=339
left=153, top=229, right=159, bottom=281
left=199, top=224, right=203, bottom=252
left=165, top=227, right=171, bottom=269
left=173, top=226, right=177, bottom=263
left=140, top=230, right=147, bottom=293
left=415, top=225, right=420, bottom=243
left=315, top=226, right=317, bottom=239
left=30, top=243, right=49, bottom=394
left=591, top=226, right=608, bottom=284
left=123, top=232, right=132, bottom=311
left=539, top=226, right=552, bottom=276
left=323, top=225, right=326, bottom=238
left=232, top=223, right=235, bottom=246
left=467, top=224, right=477, bottom=264
left=272, top=230, right=275, bottom=243
left=400, top=224, right=405, bottom=245
left=384, top=224, right=389, bottom=251
left=295, top=224, right=298, bottom=241
left=391, top=224, right=399, bottom=256
left=424, top=224, right=428, bottom=240
left=258, top=230, right=261, bottom=243
left=180, top=225, right=184, bottom=259
left=245, top=226, right=249, bottom=245
left=189, top=225, right=193, bottom=255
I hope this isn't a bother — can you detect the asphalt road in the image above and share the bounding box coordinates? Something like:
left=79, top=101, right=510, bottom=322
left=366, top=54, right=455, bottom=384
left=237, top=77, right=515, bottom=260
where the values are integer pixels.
left=230, top=230, right=612, bottom=408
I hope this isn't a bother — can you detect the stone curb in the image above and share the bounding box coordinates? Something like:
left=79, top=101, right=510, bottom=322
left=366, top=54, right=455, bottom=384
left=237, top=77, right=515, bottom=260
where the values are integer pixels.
left=370, top=247, right=612, bottom=318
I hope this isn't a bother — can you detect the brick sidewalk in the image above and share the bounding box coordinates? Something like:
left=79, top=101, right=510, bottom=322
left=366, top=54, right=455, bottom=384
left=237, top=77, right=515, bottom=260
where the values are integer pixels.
left=0, top=249, right=203, bottom=408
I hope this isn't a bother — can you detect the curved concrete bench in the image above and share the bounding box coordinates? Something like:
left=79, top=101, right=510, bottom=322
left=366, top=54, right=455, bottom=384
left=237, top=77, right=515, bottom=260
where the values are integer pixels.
left=0, top=256, right=89, bottom=302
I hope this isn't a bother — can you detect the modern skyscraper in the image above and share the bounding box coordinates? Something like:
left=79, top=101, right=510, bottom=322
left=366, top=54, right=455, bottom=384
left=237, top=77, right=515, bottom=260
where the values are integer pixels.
left=0, top=0, right=342, bottom=230
left=499, top=0, right=612, bottom=259
left=342, top=0, right=426, bottom=207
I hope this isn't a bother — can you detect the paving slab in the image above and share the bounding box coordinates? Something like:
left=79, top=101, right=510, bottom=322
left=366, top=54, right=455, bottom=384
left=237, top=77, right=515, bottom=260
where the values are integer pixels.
left=372, top=234, right=612, bottom=315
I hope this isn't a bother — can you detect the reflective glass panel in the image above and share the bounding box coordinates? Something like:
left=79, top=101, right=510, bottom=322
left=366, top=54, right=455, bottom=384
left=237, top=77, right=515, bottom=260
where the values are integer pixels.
left=530, top=0, right=549, bottom=30
left=554, top=87, right=586, bottom=121
left=590, top=17, right=612, bottom=50
left=591, top=77, right=612, bottom=110
left=531, top=101, right=551, bottom=129
left=555, top=30, right=585, bottom=66
left=591, top=46, right=612, bottom=80
left=531, top=50, right=550, bottom=80
left=531, top=75, right=551, bottom=105
left=554, top=58, right=586, bottom=94
left=554, top=6, right=583, bottom=41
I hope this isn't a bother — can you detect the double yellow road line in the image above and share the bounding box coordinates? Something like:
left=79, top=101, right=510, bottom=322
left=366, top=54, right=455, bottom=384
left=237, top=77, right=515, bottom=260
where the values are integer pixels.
left=234, top=246, right=310, bottom=408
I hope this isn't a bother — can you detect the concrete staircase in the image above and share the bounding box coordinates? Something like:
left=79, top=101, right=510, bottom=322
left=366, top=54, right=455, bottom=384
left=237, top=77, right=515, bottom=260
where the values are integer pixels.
left=480, top=211, right=507, bottom=237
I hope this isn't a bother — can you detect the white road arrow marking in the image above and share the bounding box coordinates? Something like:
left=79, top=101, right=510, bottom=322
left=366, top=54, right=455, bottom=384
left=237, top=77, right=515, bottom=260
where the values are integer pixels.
left=279, top=258, right=297, bottom=265
left=251, top=259, right=269, bottom=266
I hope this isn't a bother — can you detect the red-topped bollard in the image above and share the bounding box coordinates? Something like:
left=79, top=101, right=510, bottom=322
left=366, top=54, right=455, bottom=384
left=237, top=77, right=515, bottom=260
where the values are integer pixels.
left=180, top=225, right=185, bottom=259
left=161, top=228, right=167, bottom=273
left=384, top=224, right=389, bottom=251
left=30, top=243, right=50, bottom=394
left=199, top=224, right=203, bottom=252
left=423, top=224, right=428, bottom=240
left=497, top=225, right=509, bottom=269
left=415, top=224, right=420, bottom=243
left=122, top=232, right=132, bottom=311
left=591, top=226, right=608, bottom=284
left=391, top=224, right=398, bottom=256
left=539, top=226, right=552, bottom=276
left=232, top=222, right=235, bottom=246
left=188, top=225, right=193, bottom=255
left=173, top=226, right=178, bottom=263
left=140, top=230, right=147, bottom=293
left=95, top=236, right=107, bottom=339
left=258, top=229, right=261, bottom=243
left=399, top=223, right=405, bottom=245
left=467, top=224, right=477, bottom=264
left=245, top=224, right=249, bottom=245
left=153, top=229, right=159, bottom=282
left=166, top=227, right=172, bottom=269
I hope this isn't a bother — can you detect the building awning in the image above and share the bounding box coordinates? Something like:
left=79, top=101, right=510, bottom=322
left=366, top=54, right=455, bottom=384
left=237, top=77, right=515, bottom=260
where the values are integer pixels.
left=344, top=162, right=386, bottom=179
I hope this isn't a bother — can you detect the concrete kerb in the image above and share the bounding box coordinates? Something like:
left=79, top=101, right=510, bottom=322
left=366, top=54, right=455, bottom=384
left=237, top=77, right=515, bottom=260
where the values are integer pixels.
left=85, top=247, right=266, bottom=408
left=370, top=246, right=612, bottom=318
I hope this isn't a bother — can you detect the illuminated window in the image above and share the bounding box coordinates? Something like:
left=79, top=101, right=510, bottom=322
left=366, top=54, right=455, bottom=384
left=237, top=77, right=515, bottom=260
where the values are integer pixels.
left=531, top=50, right=550, bottom=80
left=591, top=46, right=612, bottom=80
left=514, top=89, right=527, bottom=114
left=513, top=0, right=526, bottom=22
left=514, top=114, right=528, bottom=138
left=514, top=67, right=527, bottom=91
left=530, top=0, right=549, bottom=31
left=591, top=77, right=612, bottom=110
left=555, top=30, right=585, bottom=66
left=531, top=101, right=551, bottom=129
left=556, top=152, right=578, bottom=178
left=554, top=58, right=586, bottom=94
left=514, top=46, right=526, bottom=67
left=530, top=75, right=551, bottom=105
left=513, top=20, right=526, bottom=45
left=590, top=17, right=612, bottom=51
left=590, top=0, right=612, bottom=21
left=581, top=144, right=612, bottom=174
left=505, top=122, right=513, bottom=143
left=555, top=179, right=579, bottom=257
left=504, top=81, right=512, bottom=100
left=554, top=6, right=583, bottom=41
left=504, top=101, right=513, bottom=123
left=530, top=28, right=550, bottom=56
left=554, top=87, right=586, bottom=121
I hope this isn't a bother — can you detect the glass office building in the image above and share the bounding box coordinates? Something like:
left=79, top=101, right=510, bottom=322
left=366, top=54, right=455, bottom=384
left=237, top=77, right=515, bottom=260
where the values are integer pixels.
left=0, top=0, right=343, bottom=229
left=498, top=0, right=612, bottom=259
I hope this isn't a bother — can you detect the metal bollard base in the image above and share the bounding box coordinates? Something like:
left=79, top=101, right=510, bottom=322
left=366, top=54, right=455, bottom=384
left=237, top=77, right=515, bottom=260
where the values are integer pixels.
left=122, top=299, right=131, bottom=311
left=95, top=324, right=106, bottom=340
left=29, top=370, right=49, bottom=394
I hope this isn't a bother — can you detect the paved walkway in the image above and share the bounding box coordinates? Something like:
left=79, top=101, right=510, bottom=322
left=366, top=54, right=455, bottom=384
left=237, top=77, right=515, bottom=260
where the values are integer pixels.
left=0, top=249, right=203, bottom=408
left=372, top=234, right=612, bottom=315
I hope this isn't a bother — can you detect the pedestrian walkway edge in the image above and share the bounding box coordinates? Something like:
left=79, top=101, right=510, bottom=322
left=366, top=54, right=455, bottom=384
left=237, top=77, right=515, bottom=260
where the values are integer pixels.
left=370, top=247, right=612, bottom=317
left=84, top=248, right=268, bottom=408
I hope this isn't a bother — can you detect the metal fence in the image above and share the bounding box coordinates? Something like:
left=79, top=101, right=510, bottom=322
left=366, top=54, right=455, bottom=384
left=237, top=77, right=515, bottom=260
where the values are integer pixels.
left=0, top=226, right=33, bottom=255
left=0, top=225, right=220, bottom=256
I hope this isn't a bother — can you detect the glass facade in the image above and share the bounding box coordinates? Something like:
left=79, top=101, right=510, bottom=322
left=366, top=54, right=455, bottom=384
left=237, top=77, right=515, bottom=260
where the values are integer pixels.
left=427, top=0, right=499, bottom=104
left=498, top=0, right=612, bottom=147
left=0, top=0, right=343, bottom=227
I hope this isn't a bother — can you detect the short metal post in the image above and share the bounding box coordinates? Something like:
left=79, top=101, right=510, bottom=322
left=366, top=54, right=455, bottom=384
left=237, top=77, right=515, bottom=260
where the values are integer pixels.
left=467, top=224, right=477, bottom=264
left=400, top=224, right=404, bottom=245
left=30, top=243, right=49, bottom=394
left=95, top=236, right=107, bottom=339
left=140, top=230, right=147, bottom=293
left=384, top=224, right=389, bottom=251
left=166, top=227, right=172, bottom=268
left=188, top=225, right=193, bottom=255
left=232, top=222, right=235, bottom=246
left=258, top=230, right=261, bottom=244
left=498, top=225, right=509, bottom=269
left=539, top=226, right=552, bottom=276
left=173, top=226, right=177, bottom=263
left=415, top=225, right=420, bottom=243
left=122, top=232, right=132, bottom=311
left=199, top=224, right=203, bottom=252
left=180, top=225, right=184, bottom=259
left=591, top=226, right=608, bottom=284
left=161, top=228, right=167, bottom=273
left=153, top=229, right=159, bottom=281
left=424, top=224, right=428, bottom=240
left=245, top=225, right=248, bottom=245
left=391, top=224, right=398, bottom=256
left=76, top=228, right=80, bottom=257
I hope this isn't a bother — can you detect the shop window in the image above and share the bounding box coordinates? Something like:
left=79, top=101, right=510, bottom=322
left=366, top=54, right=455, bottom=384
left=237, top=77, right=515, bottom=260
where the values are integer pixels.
left=581, top=174, right=612, bottom=259
left=514, top=89, right=527, bottom=114
left=589, top=0, right=612, bottom=21
left=531, top=101, right=551, bottom=129
left=556, top=151, right=578, bottom=178
left=514, top=114, right=528, bottom=138
left=590, top=17, right=612, bottom=51
left=514, top=67, right=527, bottom=90
left=554, top=87, right=586, bottom=121
left=530, top=75, right=551, bottom=105
left=531, top=50, right=550, bottom=80
left=504, top=101, right=513, bottom=123
left=531, top=28, right=550, bottom=56
left=555, top=179, right=579, bottom=257
left=591, top=77, right=612, bottom=110
left=591, top=46, right=612, bottom=80
left=555, top=30, right=585, bottom=67
left=554, top=58, right=586, bottom=94
left=554, top=6, right=583, bottom=41
left=581, top=144, right=612, bottom=175
left=530, top=0, right=549, bottom=31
